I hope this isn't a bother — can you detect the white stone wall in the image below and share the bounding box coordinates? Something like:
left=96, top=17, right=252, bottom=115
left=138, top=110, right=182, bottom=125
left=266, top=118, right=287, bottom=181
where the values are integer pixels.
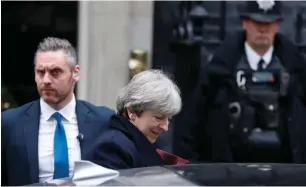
left=77, top=1, right=154, bottom=110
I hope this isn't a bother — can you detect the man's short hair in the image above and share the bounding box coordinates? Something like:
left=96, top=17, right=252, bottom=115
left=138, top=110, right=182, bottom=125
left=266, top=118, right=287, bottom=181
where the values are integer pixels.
left=35, top=37, right=77, bottom=66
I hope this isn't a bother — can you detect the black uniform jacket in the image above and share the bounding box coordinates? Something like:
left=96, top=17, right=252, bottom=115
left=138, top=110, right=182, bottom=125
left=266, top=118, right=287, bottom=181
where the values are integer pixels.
left=175, top=31, right=306, bottom=164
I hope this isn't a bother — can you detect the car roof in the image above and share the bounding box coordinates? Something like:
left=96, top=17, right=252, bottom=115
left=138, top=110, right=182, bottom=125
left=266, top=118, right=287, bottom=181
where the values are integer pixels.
left=165, top=163, right=306, bottom=186
left=27, top=163, right=306, bottom=186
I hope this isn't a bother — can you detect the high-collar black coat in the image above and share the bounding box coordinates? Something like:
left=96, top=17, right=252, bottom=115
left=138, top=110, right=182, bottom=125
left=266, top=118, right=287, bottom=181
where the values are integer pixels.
left=86, top=114, right=165, bottom=169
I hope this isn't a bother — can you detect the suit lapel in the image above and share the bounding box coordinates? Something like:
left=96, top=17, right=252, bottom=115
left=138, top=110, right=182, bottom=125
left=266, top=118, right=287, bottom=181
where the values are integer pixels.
left=76, top=100, right=97, bottom=159
left=23, top=100, right=40, bottom=183
left=21, top=99, right=104, bottom=182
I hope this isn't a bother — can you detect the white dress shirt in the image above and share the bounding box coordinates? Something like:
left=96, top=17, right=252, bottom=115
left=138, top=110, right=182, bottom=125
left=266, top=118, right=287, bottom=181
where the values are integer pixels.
left=244, top=42, right=274, bottom=70
left=38, top=95, right=81, bottom=182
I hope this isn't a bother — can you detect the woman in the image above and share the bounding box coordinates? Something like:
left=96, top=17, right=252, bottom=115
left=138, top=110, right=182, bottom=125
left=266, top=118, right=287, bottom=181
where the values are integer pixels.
left=86, top=69, right=182, bottom=169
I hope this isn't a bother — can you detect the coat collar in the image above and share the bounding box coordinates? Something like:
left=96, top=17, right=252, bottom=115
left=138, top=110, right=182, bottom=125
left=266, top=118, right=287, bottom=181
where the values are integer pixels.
left=109, top=114, right=165, bottom=166
left=214, top=31, right=300, bottom=75
left=40, top=96, right=76, bottom=123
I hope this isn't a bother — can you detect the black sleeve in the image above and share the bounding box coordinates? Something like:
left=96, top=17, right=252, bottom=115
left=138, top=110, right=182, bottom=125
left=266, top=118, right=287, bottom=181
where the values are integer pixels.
left=90, top=142, right=133, bottom=170
left=1, top=113, right=8, bottom=186
left=174, top=57, right=218, bottom=162
left=176, top=55, right=234, bottom=163
left=180, top=82, right=211, bottom=162
left=296, top=52, right=306, bottom=104
left=1, top=141, right=8, bottom=186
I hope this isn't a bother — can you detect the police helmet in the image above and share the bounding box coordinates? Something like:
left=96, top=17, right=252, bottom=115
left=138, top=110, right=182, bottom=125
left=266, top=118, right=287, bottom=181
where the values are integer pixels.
left=240, top=0, right=283, bottom=23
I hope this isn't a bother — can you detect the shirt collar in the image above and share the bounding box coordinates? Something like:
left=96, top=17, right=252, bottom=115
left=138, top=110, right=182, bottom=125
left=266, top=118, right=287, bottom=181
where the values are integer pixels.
left=245, top=42, right=274, bottom=70
left=40, top=94, right=76, bottom=122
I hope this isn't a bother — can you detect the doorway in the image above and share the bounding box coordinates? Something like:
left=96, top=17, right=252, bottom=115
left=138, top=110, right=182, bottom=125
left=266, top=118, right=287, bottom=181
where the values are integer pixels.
left=2, top=1, right=78, bottom=110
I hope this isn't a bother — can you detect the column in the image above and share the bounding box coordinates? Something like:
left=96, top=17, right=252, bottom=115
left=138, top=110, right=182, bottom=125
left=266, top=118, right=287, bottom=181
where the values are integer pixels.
left=77, top=1, right=154, bottom=110
left=129, top=1, right=154, bottom=68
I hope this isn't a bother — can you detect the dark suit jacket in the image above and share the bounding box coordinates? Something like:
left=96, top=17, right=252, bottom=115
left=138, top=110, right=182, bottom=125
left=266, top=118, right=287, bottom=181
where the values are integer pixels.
left=1, top=99, right=115, bottom=186
left=86, top=114, right=165, bottom=170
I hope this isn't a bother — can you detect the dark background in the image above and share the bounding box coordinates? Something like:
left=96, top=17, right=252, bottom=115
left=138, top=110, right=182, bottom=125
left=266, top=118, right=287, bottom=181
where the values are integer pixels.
left=2, top=1, right=78, bottom=109
left=2, top=1, right=306, bottom=111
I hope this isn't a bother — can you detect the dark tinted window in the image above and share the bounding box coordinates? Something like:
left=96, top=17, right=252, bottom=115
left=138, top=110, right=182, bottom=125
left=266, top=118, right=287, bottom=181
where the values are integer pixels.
left=166, top=163, right=306, bottom=186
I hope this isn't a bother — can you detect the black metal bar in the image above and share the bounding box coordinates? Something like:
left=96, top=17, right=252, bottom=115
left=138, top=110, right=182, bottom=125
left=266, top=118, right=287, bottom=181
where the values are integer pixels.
left=219, top=1, right=227, bottom=41
left=295, top=12, right=303, bottom=44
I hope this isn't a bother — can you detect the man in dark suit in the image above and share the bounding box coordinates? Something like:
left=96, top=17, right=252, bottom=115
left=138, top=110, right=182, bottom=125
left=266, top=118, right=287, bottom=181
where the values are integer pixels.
left=1, top=37, right=115, bottom=186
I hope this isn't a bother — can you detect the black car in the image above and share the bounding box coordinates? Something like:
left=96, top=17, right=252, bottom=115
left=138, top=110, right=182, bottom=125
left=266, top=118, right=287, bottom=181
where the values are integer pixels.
left=27, top=161, right=306, bottom=186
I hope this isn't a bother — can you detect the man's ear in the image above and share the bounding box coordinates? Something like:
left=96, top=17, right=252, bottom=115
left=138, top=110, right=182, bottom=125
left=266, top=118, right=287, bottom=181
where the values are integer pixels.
left=242, top=19, right=248, bottom=30
left=73, top=65, right=80, bottom=82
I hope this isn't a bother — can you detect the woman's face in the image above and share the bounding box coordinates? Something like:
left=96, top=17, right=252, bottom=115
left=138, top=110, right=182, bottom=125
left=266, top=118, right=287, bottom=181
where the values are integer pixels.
left=129, top=110, right=170, bottom=143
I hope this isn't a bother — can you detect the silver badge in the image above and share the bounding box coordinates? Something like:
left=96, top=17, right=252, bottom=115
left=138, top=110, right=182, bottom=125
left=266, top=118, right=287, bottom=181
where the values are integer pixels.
left=256, top=0, right=275, bottom=12
left=236, top=70, right=246, bottom=88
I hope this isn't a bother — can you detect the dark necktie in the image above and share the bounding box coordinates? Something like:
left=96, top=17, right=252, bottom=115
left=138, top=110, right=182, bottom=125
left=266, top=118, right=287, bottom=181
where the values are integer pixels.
left=52, top=112, right=69, bottom=179
left=258, top=59, right=265, bottom=71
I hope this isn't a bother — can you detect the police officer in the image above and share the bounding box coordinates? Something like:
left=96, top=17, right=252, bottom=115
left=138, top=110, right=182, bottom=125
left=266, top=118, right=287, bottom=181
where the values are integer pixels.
left=174, top=0, right=306, bottom=163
